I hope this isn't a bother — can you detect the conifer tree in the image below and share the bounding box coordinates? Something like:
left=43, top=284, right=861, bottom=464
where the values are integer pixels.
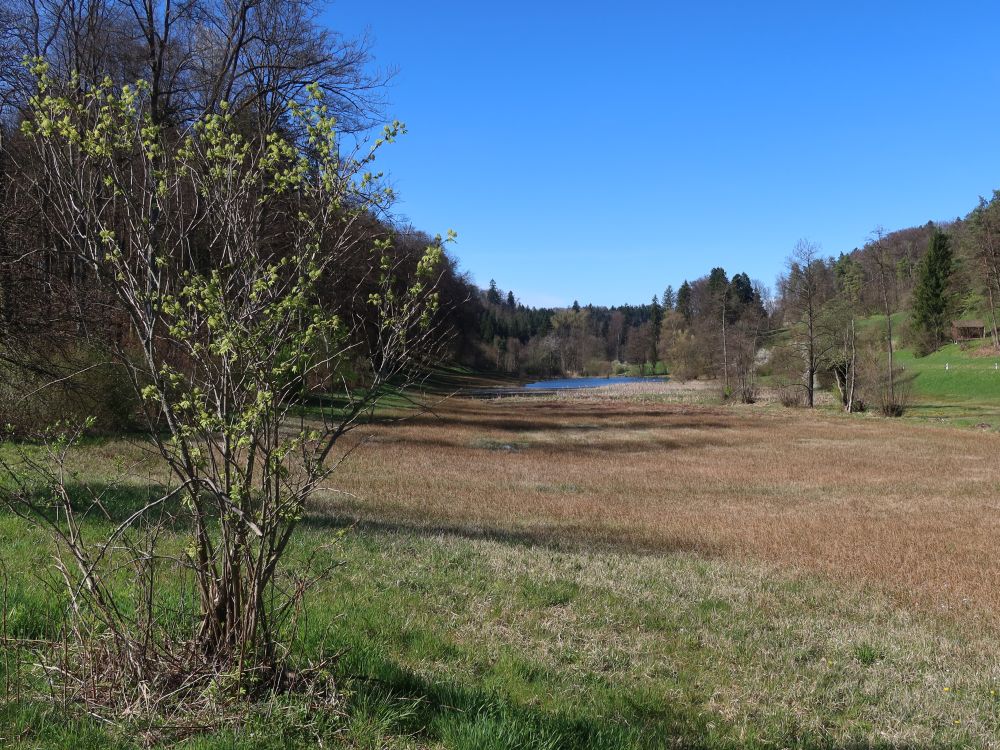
left=649, top=294, right=663, bottom=365
left=486, top=279, right=502, bottom=305
left=911, top=228, right=953, bottom=354
left=662, top=285, right=676, bottom=310
left=676, top=281, right=692, bottom=322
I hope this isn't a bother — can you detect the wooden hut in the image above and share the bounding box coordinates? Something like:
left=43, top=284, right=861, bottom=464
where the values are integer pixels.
left=951, top=319, right=986, bottom=341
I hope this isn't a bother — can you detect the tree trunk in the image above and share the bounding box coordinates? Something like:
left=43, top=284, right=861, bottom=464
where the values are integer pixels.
left=0, top=132, right=9, bottom=340
left=846, top=318, right=857, bottom=413
left=806, top=307, right=815, bottom=408
left=988, top=265, right=1000, bottom=348
left=721, top=297, right=729, bottom=390
left=981, top=224, right=1000, bottom=347
left=833, top=365, right=846, bottom=407
left=885, top=304, right=894, bottom=402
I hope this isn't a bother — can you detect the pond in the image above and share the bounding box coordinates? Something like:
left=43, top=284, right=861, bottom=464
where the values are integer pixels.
left=523, top=376, right=667, bottom=390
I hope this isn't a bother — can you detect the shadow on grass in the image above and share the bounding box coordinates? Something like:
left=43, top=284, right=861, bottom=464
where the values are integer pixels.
left=5, top=481, right=188, bottom=529
left=73, top=482, right=180, bottom=522
left=906, top=403, right=1000, bottom=413
left=403, top=412, right=740, bottom=434
left=335, top=649, right=902, bottom=750
left=302, top=509, right=715, bottom=559
left=0, top=656, right=916, bottom=749
left=352, top=433, right=737, bottom=456
left=338, top=648, right=718, bottom=750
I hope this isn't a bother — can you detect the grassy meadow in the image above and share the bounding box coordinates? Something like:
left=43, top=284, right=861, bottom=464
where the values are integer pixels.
left=3, top=376, right=1000, bottom=747
left=896, top=341, right=1000, bottom=426
left=855, top=314, right=1000, bottom=426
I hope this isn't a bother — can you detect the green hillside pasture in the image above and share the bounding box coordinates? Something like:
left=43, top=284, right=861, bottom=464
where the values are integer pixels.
left=895, top=342, right=1000, bottom=425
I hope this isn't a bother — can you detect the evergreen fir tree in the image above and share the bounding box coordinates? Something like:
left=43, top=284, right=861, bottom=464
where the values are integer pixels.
left=662, top=285, right=676, bottom=310
left=911, top=228, right=953, bottom=354
left=650, top=294, right=663, bottom=364
left=486, top=279, right=502, bottom=305
left=707, top=267, right=729, bottom=298
left=676, top=281, right=693, bottom=323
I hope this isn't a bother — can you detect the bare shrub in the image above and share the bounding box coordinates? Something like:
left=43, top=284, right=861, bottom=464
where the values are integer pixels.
left=1, top=68, right=448, bottom=726
left=778, top=384, right=804, bottom=408
left=877, top=369, right=914, bottom=417
left=856, top=339, right=913, bottom=418
left=664, top=330, right=701, bottom=382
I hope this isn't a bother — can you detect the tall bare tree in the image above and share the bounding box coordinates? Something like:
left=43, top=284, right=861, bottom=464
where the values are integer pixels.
left=1, top=0, right=391, bottom=130
left=730, top=283, right=769, bottom=404
left=779, top=240, right=834, bottom=407
left=606, top=309, right=626, bottom=362
left=966, top=194, right=1000, bottom=347
left=867, top=226, right=904, bottom=415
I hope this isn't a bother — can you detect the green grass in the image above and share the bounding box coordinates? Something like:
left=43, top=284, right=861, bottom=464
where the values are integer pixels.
left=897, top=342, right=1000, bottom=397
left=889, top=340, right=1000, bottom=427
left=808, top=313, right=1000, bottom=426
left=853, top=311, right=908, bottom=334
left=3, top=498, right=1000, bottom=748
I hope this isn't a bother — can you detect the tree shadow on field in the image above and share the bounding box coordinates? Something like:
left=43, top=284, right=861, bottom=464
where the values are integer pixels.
left=335, top=649, right=904, bottom=750
left=8, top=481, right=191, bottom=529
left=360, top=432, right=736, bottom=456
left=302, top=510, right=716, bottom=559
left=406, top=411, right=739, bottom=434
left=338, top=648, right=720, bottom=750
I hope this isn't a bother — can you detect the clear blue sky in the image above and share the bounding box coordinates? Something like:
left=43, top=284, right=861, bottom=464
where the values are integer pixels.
left=327, top=1, right=1000, bottom=308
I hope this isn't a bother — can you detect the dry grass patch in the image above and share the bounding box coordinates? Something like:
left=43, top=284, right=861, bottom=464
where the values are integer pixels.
left=323, top=393, right=1000, bottom=624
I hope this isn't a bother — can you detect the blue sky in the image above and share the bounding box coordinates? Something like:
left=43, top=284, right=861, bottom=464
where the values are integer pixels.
left=327, top=1, right=1000, bottom=307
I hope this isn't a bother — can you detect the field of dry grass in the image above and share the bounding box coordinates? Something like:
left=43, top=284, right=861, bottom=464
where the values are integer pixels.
left=326, top=384, right=1000, bottom=625
left=7, top=382, right=1000, bottom=747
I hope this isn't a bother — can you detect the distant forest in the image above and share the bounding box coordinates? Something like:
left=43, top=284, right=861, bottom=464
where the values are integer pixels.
left=452, top=195, right=1000, bottom=411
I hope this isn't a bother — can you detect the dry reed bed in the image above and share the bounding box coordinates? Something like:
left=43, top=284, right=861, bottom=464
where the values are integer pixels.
left=555, top=379, right=721, bottom=401
left=559, top=378, right=837, bottom=405
left=325, top=392, right=1000, bottom=623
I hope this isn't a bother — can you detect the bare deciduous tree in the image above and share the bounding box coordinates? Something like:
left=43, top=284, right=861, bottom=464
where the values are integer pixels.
left=867, top=227, right=905, bottom=415
left=778, top=240, right=835, bottom=407
left=2, top=0, right=391, bottom=131
left=966, top=194, right=1000, bottom=347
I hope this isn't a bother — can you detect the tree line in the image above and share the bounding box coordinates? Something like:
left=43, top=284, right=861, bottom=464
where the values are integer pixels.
left=5, top=0, right=994, bottom=419
left=457, top=197, right=1000, bottom=413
